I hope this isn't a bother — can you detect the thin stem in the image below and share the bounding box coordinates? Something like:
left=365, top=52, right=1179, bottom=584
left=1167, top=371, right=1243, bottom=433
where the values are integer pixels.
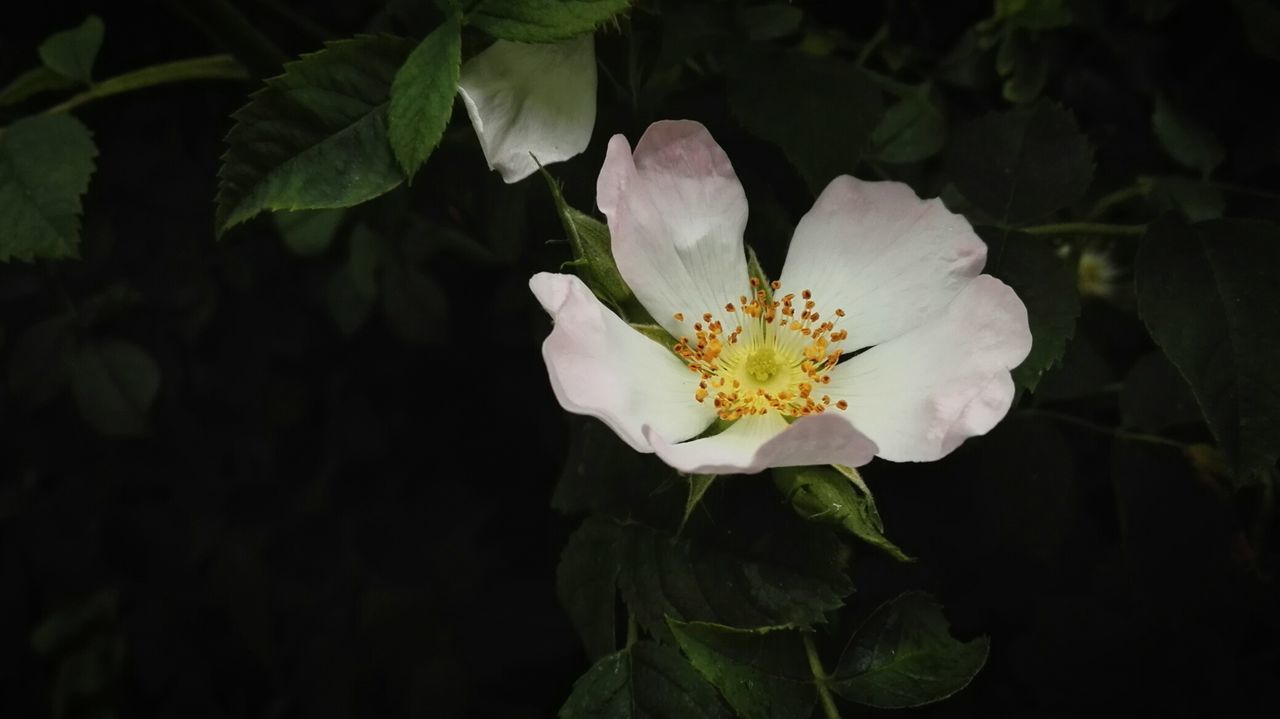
left=802, top=632, right=842, bottom=719
left=1022, top=222, right=1147, bottom=237
left=1022, top=409, right=1185, bottom=449
left=625, top=613, right=639, bottom=648
left=855, top=25, right=888, bottom=68
left=45, top=55, right=249, bottom=115
left=1207, top=180, right=1280, bottom=202
left=166, top=0, right=288, bottom=77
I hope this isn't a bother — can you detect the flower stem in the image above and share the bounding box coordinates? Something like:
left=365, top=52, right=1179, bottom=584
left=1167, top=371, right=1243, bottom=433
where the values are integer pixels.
left=1207, top=180, right=1280, bottom=202
left=44, top=55, right=249, bottom=115
left=626, top=612, right=639, bottom=648
left=802, top=632, right=843, bottom=719
left=1022, top=222, right=1147, bottom=237
left=1022, top=409, right=1185, bottom=449
left=855, top=25, right=888, bottom=68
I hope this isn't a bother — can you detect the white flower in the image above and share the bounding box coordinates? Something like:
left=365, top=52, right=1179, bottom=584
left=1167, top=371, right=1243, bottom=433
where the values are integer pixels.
left=458, top=36, right=597, bottom=183
left=530, top=121, right=1032, bottom=474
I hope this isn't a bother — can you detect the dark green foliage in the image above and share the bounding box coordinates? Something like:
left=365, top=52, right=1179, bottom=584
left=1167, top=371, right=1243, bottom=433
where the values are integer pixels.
left=69, top=339, right=161, bottom=438
left=831, top=592, right=989, bottom=708
left=216, top=36, right=414, bottom=233
left=981, top=229, right=1081, bottom=391
left=667, top=621, right=815, bottom=719
left=1136, top=217, right=1280, bottom=477
left=1152, top=95, right=1225, bottom=176
left=4, top=2, right=1280, bottom=717
left=772, top=465, right=913, bottom=561
left=388, top=16, right=461, bottom=180
left=945, top=103, right=1094, bottom=224
left=0, top=115, right=97, bottom=261
left=559, top=641, right=728, bottom=718
left=470, top=0, right=633, bottom=42
left=728, top=49, right=883, bottom=194
left=37, top=15, right=104, bottom=84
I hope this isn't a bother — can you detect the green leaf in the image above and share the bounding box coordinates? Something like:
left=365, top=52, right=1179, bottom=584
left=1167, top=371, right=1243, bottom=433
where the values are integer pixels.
left=38, top=15, right=105, bottom=84
left=389, top=17, right=461, bottom=181
left=1135, top=217, right=1280, bottom=476
left=736, top=4, right=804, bottom=41
left=745, top=244, right=771, bottom=297
left=7, top=315, right=77, bottom=407
left=1152, top=95, right=1225, bottom=176
left=0, top=67, right=78, bottom=107
left=1232, top=0, right=1280, bottom=60
left=273, top=209, right=345, bottom=257
left=1033, top=334, right=1114, bottom=401
left=728, top=50, right=883, bottom=194
left=380, top=260, right=448, bottom=345
left=870, top=86, right=947, bottom=164
left=216, top=35, right=414, bottom=235
left=558, top=518, right=622, bottom=660
left=1120, top=351, right=1203, bottom=432
left=0, top=114, right=97, bottom=262
left=772, top=465, right=913, bottom=562
left=70, top=339, right=161, bottom=438
left=541, top=169, right=632, bottom=306
left=680, top=474, right=716, bottom=531
left=831, top=592, right=989, bottom=708
left=1144, top=176, right=1225, bottom=221
left=996, top=0, right=1073, bottom=29
left=559, top=641, right=727, bottom=718
left=552, top=418, right=688, bottom=525
left=618, top=521, right=851, bottom=639
left=326, top=266, right=376, bottom=336
left=471, top=0, right=631, bottom=42
left=945, top=103, right=1094, bottom=224
left=980, top=228, right=1081, bottom=391
left=667, top=620, right=815, bottom=719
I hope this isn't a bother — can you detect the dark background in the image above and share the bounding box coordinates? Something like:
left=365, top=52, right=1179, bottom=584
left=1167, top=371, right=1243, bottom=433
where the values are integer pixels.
left=2, top=1, right=1277, bottom=717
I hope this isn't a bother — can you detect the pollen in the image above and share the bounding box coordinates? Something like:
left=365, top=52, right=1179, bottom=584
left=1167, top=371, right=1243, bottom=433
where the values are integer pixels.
left=673, top=280, right=850, bottom=420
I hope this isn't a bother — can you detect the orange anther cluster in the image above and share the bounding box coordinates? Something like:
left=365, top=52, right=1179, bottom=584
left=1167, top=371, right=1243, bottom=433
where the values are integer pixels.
left=672, top=281, right=850, bottom=421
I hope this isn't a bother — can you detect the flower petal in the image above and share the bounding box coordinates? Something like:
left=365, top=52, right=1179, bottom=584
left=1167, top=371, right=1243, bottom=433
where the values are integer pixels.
left=780, top=176, right=987, bottom=350
left=459, top=36, right=596, bottom=183
left=825, top=275, right=1032, bottom=462
left=645, top=413, right=878, bottom=475
left=597, top=120, right=751, bottom=337
left=531, top=272, right=715, bottom=451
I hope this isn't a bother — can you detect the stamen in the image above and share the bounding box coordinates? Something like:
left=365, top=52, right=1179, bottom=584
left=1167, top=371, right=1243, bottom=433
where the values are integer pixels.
left=670, top=280, right=850, bottom=420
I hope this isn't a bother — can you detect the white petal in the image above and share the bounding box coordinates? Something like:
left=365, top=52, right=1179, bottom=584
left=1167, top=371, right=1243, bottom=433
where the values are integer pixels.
left=780, top=176, right=987, bottom=350
left=826, top=275, right=1032, bottom=462
left=459, top=37, right=596, bottom=183
left=531, top=272, right=714, bottom=451
left=597, top=121, right=751, bottom=337
left=645, top=413, right=878, bottom=475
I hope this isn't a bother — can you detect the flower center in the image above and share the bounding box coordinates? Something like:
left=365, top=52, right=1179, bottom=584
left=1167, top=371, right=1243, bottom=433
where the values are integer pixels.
left=744, top=347, right=782, bottom=382
left=673, top=279, right=850, bottom=421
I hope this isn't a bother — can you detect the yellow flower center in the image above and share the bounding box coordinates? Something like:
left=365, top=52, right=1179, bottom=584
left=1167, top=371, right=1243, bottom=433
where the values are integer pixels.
left=673, top=279, right=850, bottom=421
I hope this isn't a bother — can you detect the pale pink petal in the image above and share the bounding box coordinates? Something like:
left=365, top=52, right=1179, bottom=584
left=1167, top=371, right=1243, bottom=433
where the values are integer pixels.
left=597, top=121, right=751, bottom=338
left=645, top=413, right=878, bottom=475
left=825, top=275, right=1032, bottom=462
left=531, top=272, right=715, bottom=451
left=459, top=36, right=596, bottom=183
left=780, top=177, right=987, bottom=350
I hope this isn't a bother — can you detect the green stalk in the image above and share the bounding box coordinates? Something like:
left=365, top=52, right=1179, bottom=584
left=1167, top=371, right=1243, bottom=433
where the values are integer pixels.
left=1022, top=222, right=1147, bottom=237
left=44, top=55, right=249, bottom=115
left=802, top=632, right=842, bottom=719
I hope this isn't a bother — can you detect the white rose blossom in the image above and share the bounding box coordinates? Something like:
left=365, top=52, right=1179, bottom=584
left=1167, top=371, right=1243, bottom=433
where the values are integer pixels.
left=458, top=36, right=597, bottom=183
left=531, top=120, right=1032, bottom=475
